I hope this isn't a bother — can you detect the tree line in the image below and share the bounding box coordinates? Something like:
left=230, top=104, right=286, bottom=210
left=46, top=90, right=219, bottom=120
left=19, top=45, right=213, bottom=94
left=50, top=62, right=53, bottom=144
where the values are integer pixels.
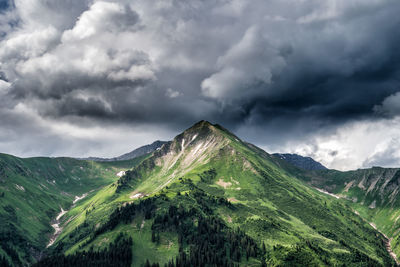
left=149, top=204, right=264, bottom=267
left=33, top=233, right=133, bottom=267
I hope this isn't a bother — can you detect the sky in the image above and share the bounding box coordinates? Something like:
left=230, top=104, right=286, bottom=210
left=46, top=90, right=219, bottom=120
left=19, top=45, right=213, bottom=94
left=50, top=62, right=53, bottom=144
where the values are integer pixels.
left=0, top=0, right=399, bottom=171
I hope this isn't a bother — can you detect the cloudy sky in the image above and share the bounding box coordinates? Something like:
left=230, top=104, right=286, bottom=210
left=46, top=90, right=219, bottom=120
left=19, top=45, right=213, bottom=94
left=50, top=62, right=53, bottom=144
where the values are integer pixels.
left=0, top=0, right=399, bottom=170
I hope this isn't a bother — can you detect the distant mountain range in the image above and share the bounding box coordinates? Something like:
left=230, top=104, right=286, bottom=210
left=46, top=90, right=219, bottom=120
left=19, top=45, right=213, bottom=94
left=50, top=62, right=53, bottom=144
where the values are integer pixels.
left=273, top=153, right=327, bottom=171
left=79, top=140, right=168, bottom=162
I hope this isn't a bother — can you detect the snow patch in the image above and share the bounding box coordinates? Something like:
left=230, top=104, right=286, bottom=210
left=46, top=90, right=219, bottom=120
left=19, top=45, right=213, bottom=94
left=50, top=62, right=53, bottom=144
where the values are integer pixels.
left=15, top=184, right=25, bottom=191
left=47, top=191, right=90, bottom=248
left=117, top=171, right=126, bottom=177
left=56, top=208, right=67, bottom=220
left=47, top=179, right=56, bottom=185
left=181, top=138, right=185, bottom=150
left=130, top=192, right=145, bottom=199
left=73, top=193, right=88, bottom=204
left=315, top=187, right=340, bottom=199
left=47, top=207, right=67, bottom=247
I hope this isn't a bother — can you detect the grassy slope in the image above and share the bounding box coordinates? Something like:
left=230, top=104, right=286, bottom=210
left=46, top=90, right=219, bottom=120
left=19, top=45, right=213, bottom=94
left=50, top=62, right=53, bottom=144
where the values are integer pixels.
left=0, top=153, right=147, bottom=265
left=300, top=167, right=400, bottom=257
left=53, top=121, right=395, bottom=266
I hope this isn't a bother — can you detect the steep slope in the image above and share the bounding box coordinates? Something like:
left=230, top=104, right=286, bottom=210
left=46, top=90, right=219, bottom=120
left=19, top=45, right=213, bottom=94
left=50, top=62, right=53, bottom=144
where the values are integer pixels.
left=273, top=153, right=327, bottom=170
left=80, top=141, right=168, bottom=162
left=302, top=167, right=400, bottom=259
left=42, top=121, right=395, bottom=266
left=0, top=153, right=148, bottom=266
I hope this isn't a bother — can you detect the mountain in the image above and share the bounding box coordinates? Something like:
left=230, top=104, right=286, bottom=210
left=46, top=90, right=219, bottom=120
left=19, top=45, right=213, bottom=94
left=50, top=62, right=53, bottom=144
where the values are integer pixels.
left=301, top=167, right=400, bottom=260
left=273, top=153, right=327, bottom=171
left=79, top=141, right=168, bottom=162
left=31, top=121, right=395, bottom=266
left=112, top=141, right=168, bottom=161
left=0, top=153, right=149, bottom=266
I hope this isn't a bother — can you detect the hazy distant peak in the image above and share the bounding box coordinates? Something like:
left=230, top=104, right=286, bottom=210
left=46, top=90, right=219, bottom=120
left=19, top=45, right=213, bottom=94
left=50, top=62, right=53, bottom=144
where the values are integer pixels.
left=273, top=153, right=327, bottom=171
left=80, top=140, right=168, bottom=162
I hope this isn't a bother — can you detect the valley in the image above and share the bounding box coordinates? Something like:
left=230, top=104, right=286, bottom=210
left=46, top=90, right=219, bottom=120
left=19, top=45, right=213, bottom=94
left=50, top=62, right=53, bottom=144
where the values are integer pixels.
left=47, top=192, right=89, bottom=248
left=0, top=154, right=148, bottom=266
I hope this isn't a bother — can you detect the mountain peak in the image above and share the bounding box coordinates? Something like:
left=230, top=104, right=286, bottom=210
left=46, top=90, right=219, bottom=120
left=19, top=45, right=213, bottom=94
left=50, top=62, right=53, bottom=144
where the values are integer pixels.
left=187, top=120, right=215, bottom=130
left=179, top=120, right=219, bottom=140
left=183, top=120, right=239, bottom=141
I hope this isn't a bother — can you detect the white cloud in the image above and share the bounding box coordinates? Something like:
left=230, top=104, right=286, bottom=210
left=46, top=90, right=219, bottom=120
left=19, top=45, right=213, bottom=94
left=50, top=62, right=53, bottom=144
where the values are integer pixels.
left=165, top=88, right=181, bottom=98
left=0, top=79, right=10, bottom=100
left=62, top=1, right=139, bottom=42
left=1, top=0, right=154, bottom=100
left=374, top=92, right=400, bottom=117
left=272, top=118, right=400, bottom=170
left=0, top=102, right=174, bottom=158
left=201, top=26, right=286, bottom=100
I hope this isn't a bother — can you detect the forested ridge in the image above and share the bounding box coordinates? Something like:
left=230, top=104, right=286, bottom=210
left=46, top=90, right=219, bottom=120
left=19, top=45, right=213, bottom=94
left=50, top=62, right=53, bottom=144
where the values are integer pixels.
left=33, top=233, right=132, bottom=267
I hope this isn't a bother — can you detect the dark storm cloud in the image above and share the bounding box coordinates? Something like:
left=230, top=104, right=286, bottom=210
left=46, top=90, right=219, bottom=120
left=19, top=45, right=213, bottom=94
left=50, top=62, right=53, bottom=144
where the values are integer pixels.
left=0, top=0, right=12, bottom=11
left=0, top=0, right=400, bottom=169
left=218, top=3, right=400, bottom=125
left=4, top=0, right=400, bottom=125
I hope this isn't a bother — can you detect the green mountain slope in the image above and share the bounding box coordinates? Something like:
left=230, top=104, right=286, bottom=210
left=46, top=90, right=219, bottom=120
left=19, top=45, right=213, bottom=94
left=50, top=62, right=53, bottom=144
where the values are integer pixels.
left=300, top=166, right=400, bottom=260
left=0, top=153, right=147, bottom=266
left=41, top=121, right=395, bottom=266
